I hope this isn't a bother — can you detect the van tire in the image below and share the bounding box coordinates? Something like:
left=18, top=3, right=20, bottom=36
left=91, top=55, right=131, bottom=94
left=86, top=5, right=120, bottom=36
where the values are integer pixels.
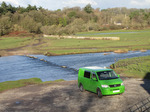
left=97, top=88, right=102, bottom=98
left=79, top=84, right=84, bottom=92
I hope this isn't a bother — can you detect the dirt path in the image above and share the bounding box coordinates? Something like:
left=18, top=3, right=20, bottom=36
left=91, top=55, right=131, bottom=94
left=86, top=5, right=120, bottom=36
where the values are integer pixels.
left=0, top=78, right=150, bottom=112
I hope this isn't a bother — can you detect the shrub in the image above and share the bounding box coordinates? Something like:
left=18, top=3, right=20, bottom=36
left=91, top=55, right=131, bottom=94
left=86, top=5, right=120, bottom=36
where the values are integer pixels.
left=41, top=25, right=56, bottom=35
left=0, top=16, right=12, bottom=36
left=84, top=22, right=100, bottom=31
left=20, top=15, right=42, bottom=33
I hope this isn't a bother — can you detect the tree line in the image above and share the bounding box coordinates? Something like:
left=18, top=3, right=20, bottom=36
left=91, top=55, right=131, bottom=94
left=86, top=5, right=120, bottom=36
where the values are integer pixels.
left=0, top=1, right=150, bottom=36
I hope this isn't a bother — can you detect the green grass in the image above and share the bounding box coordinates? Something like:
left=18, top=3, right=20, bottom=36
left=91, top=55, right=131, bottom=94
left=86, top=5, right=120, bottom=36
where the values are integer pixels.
left=1, top=29, right=150, bottom=55
left=43, top=79, right=65, bottom=83
left=0, top=37, right=31, bottom=49
left=0, top=78, right=64, bottom=92
left=111, top=56, right=150, bottom=79
left=40, top=29, right=150, bottom=55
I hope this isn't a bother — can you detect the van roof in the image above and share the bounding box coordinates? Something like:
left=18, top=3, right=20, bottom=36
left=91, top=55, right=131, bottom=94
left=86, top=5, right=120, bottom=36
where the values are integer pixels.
left=80, top=66, right=112, bottom=72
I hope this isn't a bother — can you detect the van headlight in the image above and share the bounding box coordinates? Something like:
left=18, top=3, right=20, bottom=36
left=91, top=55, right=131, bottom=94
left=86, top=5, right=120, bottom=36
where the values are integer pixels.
left=101, top=85, right=109, bottom=88
left=121, top=83, right=124, bottom=86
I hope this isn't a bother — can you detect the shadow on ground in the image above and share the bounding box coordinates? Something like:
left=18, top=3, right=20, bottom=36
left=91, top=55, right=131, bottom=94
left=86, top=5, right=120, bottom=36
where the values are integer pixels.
left=141, top=72, right=150, bottom=94
left=1, top=78, right=150, bottom=112
left=3, top=83, right=99, bottom=112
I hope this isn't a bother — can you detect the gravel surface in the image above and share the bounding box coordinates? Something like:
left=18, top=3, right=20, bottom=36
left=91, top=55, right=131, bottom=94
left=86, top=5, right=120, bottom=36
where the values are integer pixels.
left=0, top=78, right=150, bottom=112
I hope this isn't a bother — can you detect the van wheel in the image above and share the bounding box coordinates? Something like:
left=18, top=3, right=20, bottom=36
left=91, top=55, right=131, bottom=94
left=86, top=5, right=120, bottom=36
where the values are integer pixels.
left=97, top=88, right=102, bottom=98
left=79, top=84, right=84, bottom=92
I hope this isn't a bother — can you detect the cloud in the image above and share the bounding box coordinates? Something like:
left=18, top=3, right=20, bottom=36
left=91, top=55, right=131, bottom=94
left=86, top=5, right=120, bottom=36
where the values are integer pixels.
left=0, top=0, right=30, bottom=7
left=1, top=0, right=150, bottom=10
left=0, top=0, right=19, bottom=6
left=63, top=0, right=98, bottom=6
left=130, top=0, right=150, bottom=7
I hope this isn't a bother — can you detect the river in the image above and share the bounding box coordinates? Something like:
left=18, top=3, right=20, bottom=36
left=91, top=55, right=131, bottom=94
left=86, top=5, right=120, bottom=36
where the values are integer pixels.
left=0, top=50, right=150, bottom=82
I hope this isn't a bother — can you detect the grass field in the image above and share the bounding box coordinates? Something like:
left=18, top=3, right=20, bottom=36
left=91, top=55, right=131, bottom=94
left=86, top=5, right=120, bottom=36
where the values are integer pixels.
left=0, top=78, right=64, bottom=92
left=0, top=29, right=150, bottom=56
left=0, top=37, right=31, bottom=49
left=111, top=56, right=150, bottom=79
left=42, top=29, right=150, bottom=55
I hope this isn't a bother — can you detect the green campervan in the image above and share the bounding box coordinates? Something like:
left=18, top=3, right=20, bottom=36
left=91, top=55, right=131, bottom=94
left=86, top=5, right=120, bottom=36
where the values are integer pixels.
left=78, top=66, right=125, bottom=98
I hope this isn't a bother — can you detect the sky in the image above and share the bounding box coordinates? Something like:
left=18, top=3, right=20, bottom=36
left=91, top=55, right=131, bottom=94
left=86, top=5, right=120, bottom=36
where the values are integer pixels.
left=0, top=0, right=150, bottom=10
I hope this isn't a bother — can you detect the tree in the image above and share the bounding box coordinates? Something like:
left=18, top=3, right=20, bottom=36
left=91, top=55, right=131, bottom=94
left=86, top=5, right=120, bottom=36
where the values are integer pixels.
left=0, top=7, right=3, bottom=16
left=67, top=11, right=76, bottom=18
left=85, top=22, right=99, bottom=31
left=41, top=25, right=58, bottom=35
left=0, top=16, right=12, bottom=35
left=21, top=15, right=41, bottom=33
left=7, top=4, right=16, bottom=13
left=1, top=1, right=7, bottom=9
left=84, top=4, right=93, bottom=13
left=129, top=10, right=146, bottom=28
left=144, top=12, right=150, bottom=25
left=17, top=6, right=26, bottom=13
left=67, top=18, right=85, bottom=33
left=28, top=10, right=43, bottom=23
left=26, top=4, right=37, bottom=12
left=1, top=1, right=8, bottom=14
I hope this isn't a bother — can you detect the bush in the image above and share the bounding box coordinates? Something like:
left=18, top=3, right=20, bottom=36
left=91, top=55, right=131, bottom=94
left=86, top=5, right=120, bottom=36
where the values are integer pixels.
left=67, top=18, right=85, bottom=33
left=20, top=15, right=42, bottom=33
left=109, top=25, right=125, bottom=30
left=41, top=25, right=58, bottom=35
left=84, top=22, right=100, bottom=31
left=0, top=16, right=12, bottom=36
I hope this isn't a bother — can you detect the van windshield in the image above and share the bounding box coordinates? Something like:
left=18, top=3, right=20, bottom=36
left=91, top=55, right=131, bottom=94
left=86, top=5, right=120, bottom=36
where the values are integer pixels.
left=97, top=70, right=118, bottom=80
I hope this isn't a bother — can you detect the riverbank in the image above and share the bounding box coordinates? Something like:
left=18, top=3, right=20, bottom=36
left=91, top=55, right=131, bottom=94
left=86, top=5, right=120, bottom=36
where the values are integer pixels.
left=111, top=55, right=150, bottom=79
left=0, top=78, right=64, bottom=92
left=0, top=48, right=148, bottom=57
left=0, top=29, right=150, bottom=57
left=0, top=78, right=150, bottom=112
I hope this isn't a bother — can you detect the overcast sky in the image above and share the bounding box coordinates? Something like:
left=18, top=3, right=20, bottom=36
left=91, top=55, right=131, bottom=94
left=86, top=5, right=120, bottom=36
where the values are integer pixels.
left=1, top=0, right=150, bottom=10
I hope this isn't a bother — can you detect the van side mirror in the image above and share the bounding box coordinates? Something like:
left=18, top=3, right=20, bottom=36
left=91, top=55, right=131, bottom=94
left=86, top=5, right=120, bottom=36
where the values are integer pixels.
left=93, top=77, right=97, bottom=81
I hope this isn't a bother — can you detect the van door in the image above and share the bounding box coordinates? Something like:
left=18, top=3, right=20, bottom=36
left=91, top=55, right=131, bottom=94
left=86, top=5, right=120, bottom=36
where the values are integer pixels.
left=89, top=72, right=98, bottom=93
left=83, top=71, right=91, bottom=90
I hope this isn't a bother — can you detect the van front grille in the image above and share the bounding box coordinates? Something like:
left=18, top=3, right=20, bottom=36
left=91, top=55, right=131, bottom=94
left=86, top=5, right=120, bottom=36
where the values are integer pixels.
left=109, top=84, right=120, bottom=87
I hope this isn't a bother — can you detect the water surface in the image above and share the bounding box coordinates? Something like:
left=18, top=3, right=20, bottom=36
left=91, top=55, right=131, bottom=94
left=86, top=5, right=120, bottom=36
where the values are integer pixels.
left=76, top=32, right=137, bottom=36
left=0, top=50, right=150, bottom=82
left=76, top=31, right=149, bottom=36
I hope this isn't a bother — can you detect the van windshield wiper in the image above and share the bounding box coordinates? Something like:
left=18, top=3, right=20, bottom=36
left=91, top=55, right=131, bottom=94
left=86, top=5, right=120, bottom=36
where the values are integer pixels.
left=100, top=78, right=111, bottom=80
left=100, top=77, right=118, bottom=80
left=110, top=77, right=119, bottom=79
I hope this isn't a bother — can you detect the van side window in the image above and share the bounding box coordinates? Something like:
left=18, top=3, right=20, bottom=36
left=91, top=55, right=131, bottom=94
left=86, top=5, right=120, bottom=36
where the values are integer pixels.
left=92, top=73, right=97, bottom=80
left=84, top=71, right=91, bottom=78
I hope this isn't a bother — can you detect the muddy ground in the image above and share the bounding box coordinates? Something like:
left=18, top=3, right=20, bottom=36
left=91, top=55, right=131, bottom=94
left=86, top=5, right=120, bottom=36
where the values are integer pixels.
left=0, top=78, right=150, bottom=112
